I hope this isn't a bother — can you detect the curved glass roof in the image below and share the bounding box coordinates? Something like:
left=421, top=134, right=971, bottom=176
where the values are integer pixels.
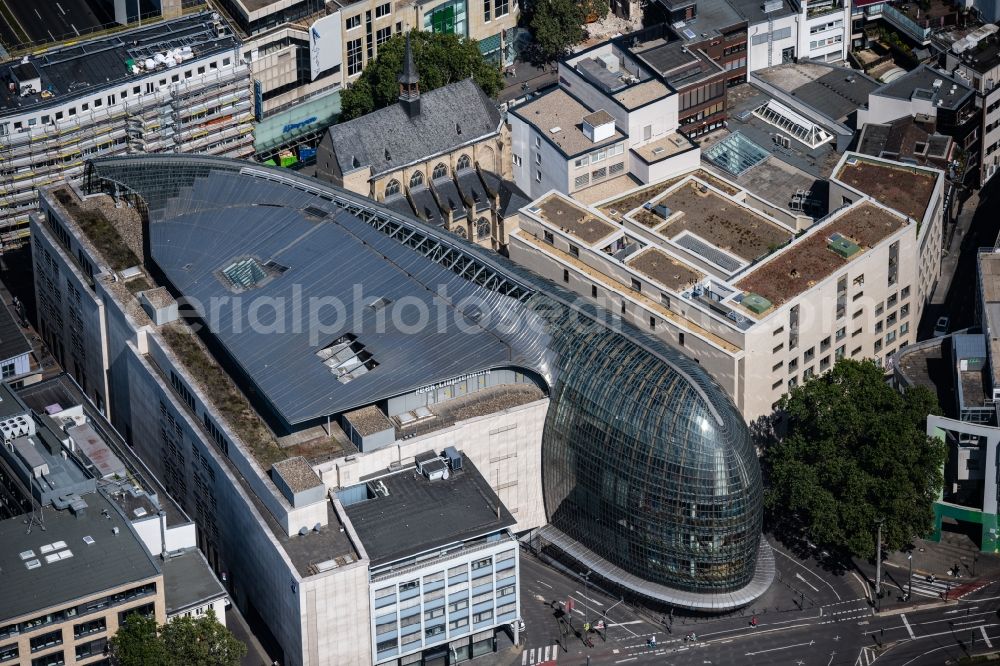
left=83, top=155, right=770, bottom=610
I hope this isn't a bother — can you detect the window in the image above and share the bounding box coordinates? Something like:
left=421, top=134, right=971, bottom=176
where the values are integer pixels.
left=30, top=652, right=64, bottom=666
left=851, top=346, right=862, bottom=356
left=836, top=327, right=846, bottom=341
left=73, top=618, right=106, bottom=639
left=376, top=26, right=391, bottom=46
left=346, top=14, right=361, bottom=29
left=0, top=644, right=17, bottom=663
left=900, top=303, right=910, bottom=318
left=875, top=303, right=884, bottom=316
left=661, top=293, right=671, bottom=308
left=1, top=363, right=14, bottom=379
left=457, top=154, right=471, bottom=171
left=376, top=2, right=391, bottom=17
left=820, top=336, right=831, bottom=351
left=773, top=326, right=785, bottom=336
left=876, top=321, right=883, bottom=333
left=678, top=332, right=685, bottom=346
left=473, top=610, right=493, bottom=623
left=513, top=154, right=521, bottom=166
left=836, top=275, right=847, bottom=320
left=592, top=166, right=607, bottom=180
left=772, top=379, right=783, bottom=389
left=804, top=347, right=815, bottom=362
left=835, top=345, right=845, bottom=360
left=875, top=339, right=882, bottom=352
left=803, top=367, right=815, bottom=380
left=853, top=308, right=863, bottom=319
left=563, top=269, right=569, bottom=283
left=772, top=343, right=784, bottom=353
left=432, top=163, right=448, bottom=180
left=789, top=305, right=799, bottom=350
left=901, top=285, right=910, bottom=300
left=484, top=0, right=491, bottom=21
left=30, top=630, right=62, bottom=653
left=384, top=179, right=400, bottom=197
left=887, top=312, right=897, bottom=326
left=900, top=322, right=909, bottom=335
left=477, top=217, right=490, bottom=240
left=820, top=355, right=831, bottom=370
left=888, top=241, right=899, bottom=286
left=347, top=38, right=363, bottom=75
left=535, top=153, right=541, bottom=165
left=788, top=376, right=798, bottom=388
left=650, top=316, right=656, bottom=330
left=569, top=244, right=579, bottom=258
left=574, top=174, right=590, bottom=188
left=853, top=273, right=864, bottom=286
left=543, top=231, right=553, bottom=244
left=575, top=156, right=589, bottom=168
left=496, top=0, right=509, bottom=16
left=887, top=292, right=898, bottom=308
left=788, top=358, right=798, bottom=373
left=592, top=285, right=598, bottom=298
left=409, top=171, right=424, bottom=188
left=631, top=278, right=641, bottom=292
left=535, top=170, right=541, bottom=182
left=852, top=328, right=862, bottom=337
left=885, top=330, right=897, bottom=344
left=772, top=361, right=784, bottom=371
left=75, top=637, right=107, bottom=660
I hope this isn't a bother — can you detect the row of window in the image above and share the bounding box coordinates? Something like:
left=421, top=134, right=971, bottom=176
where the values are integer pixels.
left=0, top=584, right=156, bottom=641
left=809, top=34, right=843, bottom=50
left=385, top=156, right=475, bottom=196
left=573, top=142, right=625, bottom=168
left=6, top=59, right=232, bottom=133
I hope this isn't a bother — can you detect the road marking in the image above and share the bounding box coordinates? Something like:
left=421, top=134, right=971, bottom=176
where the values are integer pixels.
left=796, top=573, right=820, bottom=592
left=773, top=547, right=842, bottom=600
left=614, top=658, right=636, bottom=664
left=982, top=625, right=994, bottom=648
left=901, top=613, right=916, bottom=638
left=575, top=590, right=603, bottom=606
left=746, top=640, right=814, bottom=656
left=572, top=609, right=584, bottom=616
left=607, top=620, right=643, bottom=626
left=536, top=579, right=553, bottom=589
left=952, top=618, right=987, bottom=627
left=899, top=625, right=1000, bottom=665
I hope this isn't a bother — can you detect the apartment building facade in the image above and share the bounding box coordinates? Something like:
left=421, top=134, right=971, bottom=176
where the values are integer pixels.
left=509, top=153, right=944, bottom=420
left=0, top=12, right=254, bottom=245
left=944, top=25, right=1000, bottom=187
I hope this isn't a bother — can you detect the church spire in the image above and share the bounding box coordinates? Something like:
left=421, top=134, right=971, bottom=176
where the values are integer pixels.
left=398, top=32, right=421, bottom=118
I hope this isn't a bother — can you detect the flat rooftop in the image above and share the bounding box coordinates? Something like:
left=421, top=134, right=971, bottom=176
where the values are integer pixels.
left=726, top=0, right=797, bottom=22
left=631, top=36, right=722, bottom=88
left=612, top=79, right=671, bottom=109
left=632, top=133, right=696, bottom=164
left=646, top=180, right=794, bottom=263
left=979, top=250, right=1000, bottom=390
left=0, top=491, right=160, bottom=622
left=0, top=295, right=31, bottom=361
left=736, top=202, right=907, bottom=307
left=0, top=12, right=238, bottom=115
left=835, top=156, right=938, bottom=221
left=534, top=193, right=619, bottom=245
left=343, top=455, right=515, bottom=565
left=512, top=88, right=626, bottom=157
left=627, top=247, right=703, bottom=291
left=663, top=0, right=744, bottom=41
left=162, top=548, right=227, bottom=615
left=754, top=62, right=880, bottom=124
left=875, top=64, right=972, bottom=111
left=16, top=374, right=188, bottom=527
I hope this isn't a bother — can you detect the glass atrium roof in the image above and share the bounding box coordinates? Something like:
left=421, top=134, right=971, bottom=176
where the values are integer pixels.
left=703, top=132, right=770, bottom=177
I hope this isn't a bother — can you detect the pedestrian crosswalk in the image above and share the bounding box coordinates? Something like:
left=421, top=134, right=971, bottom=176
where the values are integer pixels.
left=900, top=577, right=954, bottom=599
left=522, top=644, right=559, bottom=665
left=855, top=646, right=877, bottom=666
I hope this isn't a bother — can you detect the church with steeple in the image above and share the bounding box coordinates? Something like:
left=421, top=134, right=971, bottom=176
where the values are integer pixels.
left=315, top=33, right=527, bottom=250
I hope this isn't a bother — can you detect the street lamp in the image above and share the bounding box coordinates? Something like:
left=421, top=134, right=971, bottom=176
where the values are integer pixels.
left=875, top=518, right=885, bottom=611
left=907, top=554, right=913, bottom=602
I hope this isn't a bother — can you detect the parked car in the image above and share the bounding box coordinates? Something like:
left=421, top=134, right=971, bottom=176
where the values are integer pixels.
left=933, top=316, right=950, bottom=338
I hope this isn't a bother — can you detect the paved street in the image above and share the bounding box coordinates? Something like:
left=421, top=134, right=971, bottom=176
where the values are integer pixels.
left=501, top=543, right=1000, bottom=666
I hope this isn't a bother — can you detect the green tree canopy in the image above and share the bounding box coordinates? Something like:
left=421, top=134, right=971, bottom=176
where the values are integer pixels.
left=160, top=609, right=246, bottom=666
left=110, top=609, right=246, bottom=666
left=340, top=31, right=503, bottom=120
left=110, top=613, right=166, bottom=666
left=529, top=0, right=588, bottom=59
left=761, top=359, right=945, bottom=559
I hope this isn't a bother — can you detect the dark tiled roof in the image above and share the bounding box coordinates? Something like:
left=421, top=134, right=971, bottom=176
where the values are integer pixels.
left=162, top=548, right=227, bottom=615
left=326, top=79, right=502, bottom=178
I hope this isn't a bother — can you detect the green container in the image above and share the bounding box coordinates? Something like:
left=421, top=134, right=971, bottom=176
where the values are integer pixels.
left=743, top=293, right=772, bottom=314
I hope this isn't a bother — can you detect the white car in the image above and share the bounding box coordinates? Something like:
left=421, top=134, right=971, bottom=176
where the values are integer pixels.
left=933, top=316, right=950, bottom=338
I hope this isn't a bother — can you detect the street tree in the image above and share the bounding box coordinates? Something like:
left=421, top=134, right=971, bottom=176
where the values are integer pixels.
left=160, top=609, right=246, bottom=666
left=529, top=0, right=588, bottom=59
left=340, top=31, right=503, bottom=120
left=109, top=613, right=167, bottom=666
left=761, top=359, right=945, bottom=559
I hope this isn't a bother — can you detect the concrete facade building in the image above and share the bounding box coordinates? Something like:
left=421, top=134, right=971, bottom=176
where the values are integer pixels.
left=0, top=12, right=254, bottom=244
left=508, top=152, right=944, bottom=421
left=29, top=153, right=771, bottom=663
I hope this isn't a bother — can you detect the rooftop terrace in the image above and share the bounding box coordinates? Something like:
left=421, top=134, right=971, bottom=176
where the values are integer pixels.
left=835, top=157, right=938, bottom=220
left=736, top=202, right=907, bottom=307
left=651, top=181, right=794, bottom=262
left=534, top=193, right=619, bottom=245
left=627, top=247, right=704, bottom=291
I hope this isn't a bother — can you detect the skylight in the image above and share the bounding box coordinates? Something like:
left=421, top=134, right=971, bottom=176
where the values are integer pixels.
left=316, top=334, right=379, bottom=384
left=222, top=257, right=267, bottom=290
left=753, top=99, right=833, bottom=149
left=704, top=132, right=770, bottom=177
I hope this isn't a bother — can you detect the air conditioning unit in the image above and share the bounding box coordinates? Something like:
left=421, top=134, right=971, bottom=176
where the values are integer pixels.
left=774, top=134, right=791, bottom=149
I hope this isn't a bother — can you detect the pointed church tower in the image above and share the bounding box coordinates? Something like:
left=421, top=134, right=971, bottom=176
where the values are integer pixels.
left=398, top=32, right=421, bottom=119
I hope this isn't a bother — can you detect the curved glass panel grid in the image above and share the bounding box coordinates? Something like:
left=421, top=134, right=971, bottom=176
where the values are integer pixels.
left=83, top=155, right=765, bottom=600
left=532, top=301, right=763, bottom=593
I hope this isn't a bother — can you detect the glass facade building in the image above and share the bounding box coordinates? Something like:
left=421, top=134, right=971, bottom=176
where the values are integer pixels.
left=82, top=155, right=771, bottom=610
